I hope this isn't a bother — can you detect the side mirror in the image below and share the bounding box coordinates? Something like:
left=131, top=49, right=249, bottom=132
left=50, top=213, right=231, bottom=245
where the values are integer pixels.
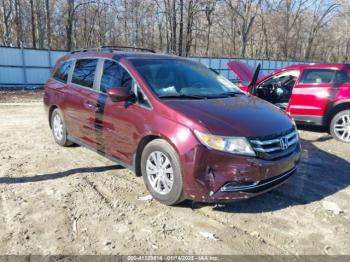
left=107, top=87, right=132, bottom=102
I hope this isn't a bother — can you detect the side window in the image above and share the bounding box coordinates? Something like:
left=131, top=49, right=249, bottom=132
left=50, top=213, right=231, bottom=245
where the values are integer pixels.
left=300, top=69, right=336, bottom=84
left=53, top=61, right=72, bottom=83
left=72, top=59, right=98, bottom=88
left=100, top=60, right=132, bottom=93
left=334, top=71, right=350, bottom=84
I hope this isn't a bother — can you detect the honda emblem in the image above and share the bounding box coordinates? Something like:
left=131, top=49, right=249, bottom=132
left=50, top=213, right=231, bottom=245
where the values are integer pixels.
left=280, top=137, right=289, bottom=150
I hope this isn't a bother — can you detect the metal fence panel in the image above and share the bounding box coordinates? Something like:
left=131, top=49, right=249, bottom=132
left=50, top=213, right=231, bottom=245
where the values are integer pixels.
left=50, top=51, right=66, bottom=67
left=26, top=68, right=51, bottom=84
left=0, top=47, right=67, bottom=87
left=0, top=67, right=24, bottom=84
left=0, top=47, right=319, bottom=87
left=24, top=49, right=50, bottom=67
left=0, top=48, right=22, bottom=66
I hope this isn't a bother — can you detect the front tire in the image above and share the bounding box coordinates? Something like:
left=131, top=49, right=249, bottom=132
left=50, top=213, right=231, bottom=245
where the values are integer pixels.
left=330, top=110, right=350, bottom=143
left=141, top=139, right=184, bottom=205
left=50, top=108, right=73, bottom=146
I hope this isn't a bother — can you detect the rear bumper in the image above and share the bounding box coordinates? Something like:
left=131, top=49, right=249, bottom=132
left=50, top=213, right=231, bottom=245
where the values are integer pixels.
left=181, top=143, right=301, bottom=202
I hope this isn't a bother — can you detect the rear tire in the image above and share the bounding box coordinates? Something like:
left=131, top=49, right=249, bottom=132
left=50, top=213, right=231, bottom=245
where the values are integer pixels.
left=330, top=110, right=350, bottom=143
left=141, top=139, right=184, bottom=205
left=50, top=108, right=73, bottom=147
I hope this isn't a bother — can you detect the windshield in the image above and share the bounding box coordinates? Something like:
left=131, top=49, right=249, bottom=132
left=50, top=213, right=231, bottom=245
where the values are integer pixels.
left=129, top=58, right=244, bottom=98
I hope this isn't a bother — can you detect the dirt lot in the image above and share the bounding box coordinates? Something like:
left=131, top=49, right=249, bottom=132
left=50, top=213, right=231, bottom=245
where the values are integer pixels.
left=0, top=91, right=349, bottom=255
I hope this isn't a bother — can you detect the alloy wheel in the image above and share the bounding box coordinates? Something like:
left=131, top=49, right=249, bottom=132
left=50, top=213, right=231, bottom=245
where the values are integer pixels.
left=146, top=151, right=174, bottom=195
left=53, top=114, right=64, bottom=141
left=334, top=113, right=350, bottom=142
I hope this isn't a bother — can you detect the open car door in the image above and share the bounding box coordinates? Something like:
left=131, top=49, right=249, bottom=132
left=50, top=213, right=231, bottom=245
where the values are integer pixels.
left=227, top=61, right=265, bottom=92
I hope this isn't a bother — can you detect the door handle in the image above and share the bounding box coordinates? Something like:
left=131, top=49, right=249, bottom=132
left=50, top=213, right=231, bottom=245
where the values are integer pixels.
left=85, top=101, right=102, bottom=112
left=85, top=101, right=96, bottom=109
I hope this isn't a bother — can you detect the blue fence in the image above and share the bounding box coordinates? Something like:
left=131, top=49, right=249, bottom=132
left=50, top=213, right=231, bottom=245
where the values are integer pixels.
left=0, top=47, right=66, bottom=88
left=0, top=46, right=311, bottom=88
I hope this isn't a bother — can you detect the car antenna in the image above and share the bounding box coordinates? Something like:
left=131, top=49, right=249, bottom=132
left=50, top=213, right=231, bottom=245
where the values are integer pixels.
left=248, top=64, right=261, bottom=95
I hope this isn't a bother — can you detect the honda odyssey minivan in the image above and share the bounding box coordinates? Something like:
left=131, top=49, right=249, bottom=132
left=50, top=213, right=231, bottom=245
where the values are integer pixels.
left=44, top=46, right=301, bottom=205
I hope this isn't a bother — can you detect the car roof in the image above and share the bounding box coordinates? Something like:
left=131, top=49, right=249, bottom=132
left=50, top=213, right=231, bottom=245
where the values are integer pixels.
left=256, top=63, right=350, bottom=83
left=280, top=63, right=350, bottom=71
left=61, top=49, right=184, bottom=62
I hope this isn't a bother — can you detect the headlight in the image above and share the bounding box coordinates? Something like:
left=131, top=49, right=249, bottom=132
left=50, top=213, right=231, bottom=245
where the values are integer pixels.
left=194, top=130, right=256, bottom=156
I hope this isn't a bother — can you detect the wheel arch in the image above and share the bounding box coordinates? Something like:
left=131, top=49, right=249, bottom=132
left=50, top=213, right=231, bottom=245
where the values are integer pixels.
left=134, top=135, right=161, bottom=177
left=325, top=100, right=350, bottom=127
left=133, top=132, right=182, bottom=177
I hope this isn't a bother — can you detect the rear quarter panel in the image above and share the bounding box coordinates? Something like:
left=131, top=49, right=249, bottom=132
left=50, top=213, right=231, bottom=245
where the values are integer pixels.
left=334, top=84, right=350, bottom=103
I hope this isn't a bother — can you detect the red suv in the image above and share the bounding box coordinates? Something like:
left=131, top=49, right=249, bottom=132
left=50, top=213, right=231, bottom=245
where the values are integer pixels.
left=44, top=47, right=301, bottom=205
left=228, top=62, right=350, bottom=143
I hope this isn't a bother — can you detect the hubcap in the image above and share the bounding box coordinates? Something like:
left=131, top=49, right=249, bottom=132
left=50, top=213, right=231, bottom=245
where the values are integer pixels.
left=53, top=114, right=64, bottom=141
left=334, top=114, right=350, bottom=142
left=146, top=151, right=174, bottom=195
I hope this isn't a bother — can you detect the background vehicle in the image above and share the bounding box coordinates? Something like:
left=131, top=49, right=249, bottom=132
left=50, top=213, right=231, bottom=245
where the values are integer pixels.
left=44, top=47, right=300, bottom=205
left=228, top=62, right=350, bottom=143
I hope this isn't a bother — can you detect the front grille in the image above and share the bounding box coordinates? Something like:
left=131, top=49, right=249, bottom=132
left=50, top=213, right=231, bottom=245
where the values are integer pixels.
left=249, top=128, right=299, bottom=160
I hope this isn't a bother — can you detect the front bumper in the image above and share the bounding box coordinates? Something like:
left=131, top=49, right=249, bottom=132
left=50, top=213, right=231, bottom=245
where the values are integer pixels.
left=181, top=143, right=301, bottom=202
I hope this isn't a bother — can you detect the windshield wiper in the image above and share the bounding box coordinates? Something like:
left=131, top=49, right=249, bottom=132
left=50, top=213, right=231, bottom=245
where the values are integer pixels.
left=158, top=94, right=207, bottom=99
left=217, top=91, right=244, bottom=97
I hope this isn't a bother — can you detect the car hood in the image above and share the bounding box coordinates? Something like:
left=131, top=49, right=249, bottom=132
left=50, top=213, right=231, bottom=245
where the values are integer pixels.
left=162, top=95, right=294, bottom=137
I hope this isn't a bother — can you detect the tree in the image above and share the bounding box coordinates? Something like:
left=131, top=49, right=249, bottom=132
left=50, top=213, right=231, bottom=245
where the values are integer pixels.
left=2, top=0, right=13, bottom=46
left=203, top=0, right=216, bottom=56
left=226, top=0, right=262, bottom=57
left=0, top=0, right=349, bottom=62
left=178, top=0, right=184, bottom=55
left=46, top=0, right=51, bottom=48
left=30, top=0, right=36, bottom=48
left=304, top=0, right=339, bottom=59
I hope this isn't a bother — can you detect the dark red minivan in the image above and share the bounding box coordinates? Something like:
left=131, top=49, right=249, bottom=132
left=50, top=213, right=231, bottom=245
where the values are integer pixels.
left=44, top=47, right=301, bottom=205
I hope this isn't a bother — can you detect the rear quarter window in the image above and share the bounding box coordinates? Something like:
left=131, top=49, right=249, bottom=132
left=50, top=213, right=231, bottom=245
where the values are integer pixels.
left=53, top=61, right=72, bottom=83
left=334, top=70, right=350, bottom=83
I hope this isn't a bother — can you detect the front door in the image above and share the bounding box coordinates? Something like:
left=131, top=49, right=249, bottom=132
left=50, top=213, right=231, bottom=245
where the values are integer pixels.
left=288, top=68, right=339, bottom=121
left=92, top=59, right=140, bottom=163
left=255, top=70, right=300, bottom=110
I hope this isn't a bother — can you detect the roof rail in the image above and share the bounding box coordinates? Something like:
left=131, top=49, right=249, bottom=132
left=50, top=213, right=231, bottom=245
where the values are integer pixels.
left=70, top=46, right=156, bottom=54
left=70, top=47, right=107, bottom=54
left=99, top=45, right=156, bottom=53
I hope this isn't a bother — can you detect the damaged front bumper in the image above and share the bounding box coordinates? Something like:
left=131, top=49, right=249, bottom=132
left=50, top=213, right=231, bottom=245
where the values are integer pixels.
left=181, top=143, right=301, bottom=202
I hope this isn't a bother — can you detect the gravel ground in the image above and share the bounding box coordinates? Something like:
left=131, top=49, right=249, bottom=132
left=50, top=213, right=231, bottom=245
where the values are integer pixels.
left=0, top=92, right=349, bottom=255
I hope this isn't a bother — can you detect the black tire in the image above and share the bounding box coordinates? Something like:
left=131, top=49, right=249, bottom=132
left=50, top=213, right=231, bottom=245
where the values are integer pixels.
left=50, top=108, right=73, bottom=147
left=330, top=110, right=350, bottom=143
left=141, top=139, right=184, bottom=205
